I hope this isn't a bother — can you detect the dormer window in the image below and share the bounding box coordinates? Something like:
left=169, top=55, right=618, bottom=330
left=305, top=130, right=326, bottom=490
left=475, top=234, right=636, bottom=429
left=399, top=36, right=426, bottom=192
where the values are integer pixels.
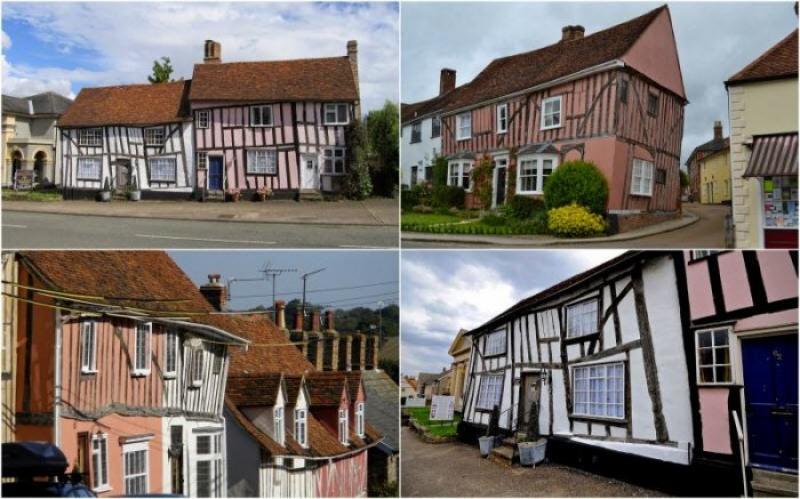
left=338, top=409, right=349, bottom=445
left=323, top=103, right=349, bottom=125
left=356, top=402, right=365, bottom=438
left=274, top=406, right=284, bottom=446
left=541, top=96, right=562, bottom=130
left=144, top=127, right=165, bottom=146
left=294, top=408, right=307, bottom=447
left=250, top=105, right=273, bottom=127
left=132, top=322, right=151, bottom=376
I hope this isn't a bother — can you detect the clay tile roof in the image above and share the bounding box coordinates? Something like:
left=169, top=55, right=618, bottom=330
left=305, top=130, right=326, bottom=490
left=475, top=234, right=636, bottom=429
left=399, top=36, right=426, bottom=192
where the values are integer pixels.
left=189, top=57, right=357, bottom=102
left=727, top=29, right=798, bottom=85
left=226, top=374, right=283, bottom=407
left=401, top=93, right=449, bottom=124
left=685, top=137, right=730, bottom=166
left=209, top=313, right=314, bottom=376
left=342, top=371, right=363, bottom=402
left=283, top=375, right=304, bottom=404
left=439, top=5, right=669, bottom=113
left=306, top=372, right=348, bottom=406
left=18, top=251, right=214, bottom=314
left=57, top=80, right=190, bottom=127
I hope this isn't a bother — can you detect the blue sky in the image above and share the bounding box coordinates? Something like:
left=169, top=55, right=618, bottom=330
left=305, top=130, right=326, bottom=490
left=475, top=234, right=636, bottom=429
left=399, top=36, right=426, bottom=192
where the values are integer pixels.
left=2, top=2, right=399, bottom=112
left=401, top=250, right=623, bottom=376
left=402, top=2, right=798, bottom=165
left=169, top=250, right=398, bottom=311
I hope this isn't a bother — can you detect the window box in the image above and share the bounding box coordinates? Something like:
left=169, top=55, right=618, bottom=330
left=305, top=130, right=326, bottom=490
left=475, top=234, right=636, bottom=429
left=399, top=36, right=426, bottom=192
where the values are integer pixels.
left=324, top=103, right=349, bottom=125
left=540, top=96, right=562, bottom=130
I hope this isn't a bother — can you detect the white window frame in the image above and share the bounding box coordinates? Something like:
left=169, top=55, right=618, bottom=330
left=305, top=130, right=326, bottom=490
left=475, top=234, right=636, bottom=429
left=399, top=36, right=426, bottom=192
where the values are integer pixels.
left=294, top=408, right=307, bottom=447
left=79, top=128, right=103, bottom=146
left=690, top=250, right=721, bottom=261
left=197, top=151, right=208, bottom=170
left=148, top=157, right=177, bottom=183
left=81, top=320, right=97, bottom=374
left=484, top=329, right=506, bottom=356
left=76, top=157, right=102, bottom=181
left=250, top=105, right=274, bottom=127
left=322, top=147, right=346, bottom=175
left=91, top=433, right=109, bottom=492
left=143, top=126, right=165, bottom=146
left=274, top=406, right=284, bottom=446
left=516, top=154, right=559, bottom=194
left=476, top=373, right=503, bottom=411
left=540, top=96, right=562, bottom=130
left=197, top=110, right=211, bottom=129
left=631, top=158, right=654, bottom=196
left=323, top=103, right=349, bottom=126
left=572, top=362, right=625, bottom=419
left=195, top=433, right=224, bottom=498
left=447, top=160, right=473, bottom=191
left=456, top=112, right=472, bottom=140
left=566, top=298, right=599, bottom=338
left=246, top=148, right=277, bottom=175
left=431, top=116, right=441, bottom=138
left=132, top=322, right=151, bottom=376
left=190, top=348, right=204, bottom=388
left=356, top=402, right=365, bottom=437
left=122, top=441, right=149, bottom=496
left=695, top=327, right=733, bottom=385
left=338, top=408, right=349, bottom=445
left=164, top=328, right=178, bottom=378
left=496, top=103, right=508, bottom=134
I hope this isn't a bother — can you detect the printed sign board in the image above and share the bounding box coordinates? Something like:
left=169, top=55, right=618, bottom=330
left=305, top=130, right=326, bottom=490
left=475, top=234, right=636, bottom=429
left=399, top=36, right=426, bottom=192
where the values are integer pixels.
left=430, top=395, right=455, bottom=421
left=14, top=170, right=34, bottom=190
left=404, top=396, right=426, bottom=408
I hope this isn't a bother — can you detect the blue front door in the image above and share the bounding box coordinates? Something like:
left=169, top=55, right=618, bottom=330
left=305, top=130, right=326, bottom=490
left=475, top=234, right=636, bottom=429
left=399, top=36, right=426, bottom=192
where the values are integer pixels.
left=208, top=156, right=223, bottom=190
left=742, top=333, right=798, bottom=472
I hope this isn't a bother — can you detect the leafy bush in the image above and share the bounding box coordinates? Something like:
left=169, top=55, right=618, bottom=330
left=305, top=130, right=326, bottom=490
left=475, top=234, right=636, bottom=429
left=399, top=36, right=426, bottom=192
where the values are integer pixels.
left=344, top=121, right=373, bottom=199
left=507, top=195, right=545, bottom=219
left=481, top=214, right=506, bottom=226
left=401, top=183, right=431, bottom=209
left=471, top=157, right=494, bottom=211
left=544, top=160, right=608, bottom=214
left=431, top=185, right=465, bottom=209
left=432, top=155, right=448, bottom=187
left=547, top=203, right=607, bottom=238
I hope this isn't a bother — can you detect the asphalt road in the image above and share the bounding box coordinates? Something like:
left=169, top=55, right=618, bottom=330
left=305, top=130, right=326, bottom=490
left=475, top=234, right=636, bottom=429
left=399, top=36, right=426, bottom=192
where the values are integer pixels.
left=403, top=203, right=730, bottom=249
left=2, top=211, right=398, bottom=249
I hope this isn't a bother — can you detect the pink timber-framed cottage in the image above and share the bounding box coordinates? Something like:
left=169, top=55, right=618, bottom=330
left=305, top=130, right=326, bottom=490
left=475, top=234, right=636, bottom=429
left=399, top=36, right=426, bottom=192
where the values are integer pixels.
left=434, top=5, right=687, bottom=232
left=189, top=40, right=360, bottom=199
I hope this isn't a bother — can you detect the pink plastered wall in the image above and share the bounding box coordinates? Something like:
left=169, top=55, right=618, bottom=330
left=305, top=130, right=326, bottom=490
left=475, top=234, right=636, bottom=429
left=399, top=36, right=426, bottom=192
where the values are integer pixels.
left=59, top=414, right=164, bottom=496
left=718, top=252, right=753, bottom=312
left=758, top=251, right=798, bottom=303
left=685, top=257, right=716, bottom=320
left=735, top=308, right=798, bottom=333
left=698, top=387, right=732, bottom=455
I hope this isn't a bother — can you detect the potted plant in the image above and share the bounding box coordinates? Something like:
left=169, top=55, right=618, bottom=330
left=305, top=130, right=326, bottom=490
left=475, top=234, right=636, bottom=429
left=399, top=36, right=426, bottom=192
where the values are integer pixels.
left=99, top=177, right=112, bottom=202
left=256, top=186, right=273, bottom=202
left=478, top=405, right=499, bottom=457
left=226, top=188, right=241, bottom=202
left=128, top=176, right=141, bottom=201
left=518, top=400, right=547, bottom=467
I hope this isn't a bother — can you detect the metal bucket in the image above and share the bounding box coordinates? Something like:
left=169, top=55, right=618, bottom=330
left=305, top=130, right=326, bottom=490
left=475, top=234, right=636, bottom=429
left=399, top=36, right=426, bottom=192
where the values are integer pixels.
left=478, top=436, right=495, bottom=457
left=518, top=439, right=547, bottom=467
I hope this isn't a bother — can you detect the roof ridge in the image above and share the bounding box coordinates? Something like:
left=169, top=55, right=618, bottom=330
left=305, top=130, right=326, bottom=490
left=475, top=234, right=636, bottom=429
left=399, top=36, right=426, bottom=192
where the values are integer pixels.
left=727, top=28, right=799, bottom=83
left=78, top=80, right=189, bottom=92
left=195, top=55, right=348, bottom=67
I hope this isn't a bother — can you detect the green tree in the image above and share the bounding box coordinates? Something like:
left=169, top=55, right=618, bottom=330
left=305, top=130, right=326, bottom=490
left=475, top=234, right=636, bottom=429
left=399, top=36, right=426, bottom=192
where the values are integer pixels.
left=148, top=57, right=175, bottom=84
left=345, top=120, right=373, bottom=199
left=470, top=156, right=494, bottom=213
left=365, top=101, right=399, bottom=197
left=680, top=169, right=690, bottom=188
left=431, top=155, right=448, bottom=187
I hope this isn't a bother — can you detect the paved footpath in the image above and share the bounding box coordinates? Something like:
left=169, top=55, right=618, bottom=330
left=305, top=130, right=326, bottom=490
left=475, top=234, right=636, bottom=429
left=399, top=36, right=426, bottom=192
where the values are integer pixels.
left=401, top=428, right=664, bottom=497
left=2, top=197, right=398, bottom=227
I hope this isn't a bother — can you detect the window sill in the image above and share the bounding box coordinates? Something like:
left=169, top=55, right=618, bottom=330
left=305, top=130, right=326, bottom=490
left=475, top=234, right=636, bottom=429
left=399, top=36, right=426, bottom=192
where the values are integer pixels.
left=163, top=373, right=177, bottom=380
left=629, top=192, right=653, bottom=198
left=540, top=124, right=562, bottom=131
left=482, top=352, right=506, bottom=359
left=497, top=131, right=507, bottom=135
left=250, top=124, right=274, bottom=128
left=322, top=172, right=347, bottom=176
left=81, top=369, right=98, bottom=375
left=93, top=485, right=112, bottom=494
left=569, top=414, right=627, bottom=425
left=323, top=122, right=350, bottom=127
left=564, top=332, right=600, bottom=345
left=456, top=137, right=471, bottom=142
left=515, top=190, right=544, bottom=196
left=131, top=370, right=150, bottom=377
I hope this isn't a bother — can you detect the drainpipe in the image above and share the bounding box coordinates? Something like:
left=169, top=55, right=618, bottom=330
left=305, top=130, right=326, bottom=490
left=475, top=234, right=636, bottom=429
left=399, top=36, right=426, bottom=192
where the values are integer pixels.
left=53, top=308, right=63, bottom=447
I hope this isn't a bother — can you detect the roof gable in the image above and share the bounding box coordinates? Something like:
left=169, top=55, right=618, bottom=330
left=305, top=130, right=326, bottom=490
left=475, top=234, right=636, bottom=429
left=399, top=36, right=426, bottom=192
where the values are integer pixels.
left=226, top=374, right=285, bottom=407
left=189, top=57, right=358, bottom=102
left=727, top=29, right=798, bottom=85
left=57, top=80, right=190, bottom=127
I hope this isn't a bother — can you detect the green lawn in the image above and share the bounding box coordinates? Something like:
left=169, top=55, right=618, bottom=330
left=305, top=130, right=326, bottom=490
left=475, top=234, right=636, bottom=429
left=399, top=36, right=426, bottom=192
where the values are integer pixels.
left=406, top=406, right=461, bottom=437
left=2, top=190, right=62, bottom=202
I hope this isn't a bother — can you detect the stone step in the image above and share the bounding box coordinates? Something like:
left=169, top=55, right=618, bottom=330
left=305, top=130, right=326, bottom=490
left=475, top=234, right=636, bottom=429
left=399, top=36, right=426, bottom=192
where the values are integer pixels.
left=501, top=437, right=517, bottom=447
left=752, top=469, right=798, bottom=497
left=488, top=443, right=518, bottom=468
left=299, top=189, right=324, bottom=201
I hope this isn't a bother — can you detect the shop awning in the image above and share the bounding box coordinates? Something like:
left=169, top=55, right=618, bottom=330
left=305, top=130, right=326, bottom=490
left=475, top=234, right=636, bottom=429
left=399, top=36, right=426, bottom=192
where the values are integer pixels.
left=743, top=133, right=798, bottom=177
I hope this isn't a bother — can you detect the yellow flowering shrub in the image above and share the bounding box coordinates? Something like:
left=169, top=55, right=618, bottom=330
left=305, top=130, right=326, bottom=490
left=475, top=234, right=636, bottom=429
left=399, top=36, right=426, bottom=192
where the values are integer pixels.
left=547, top=203, right=606, bottom=238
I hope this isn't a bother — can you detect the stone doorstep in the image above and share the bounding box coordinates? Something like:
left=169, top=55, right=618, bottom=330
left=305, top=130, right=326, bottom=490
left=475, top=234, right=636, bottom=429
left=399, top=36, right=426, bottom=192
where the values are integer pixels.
left=489, top=442, right=518, bottom=468
left=751, top=469, right=798, bottom=497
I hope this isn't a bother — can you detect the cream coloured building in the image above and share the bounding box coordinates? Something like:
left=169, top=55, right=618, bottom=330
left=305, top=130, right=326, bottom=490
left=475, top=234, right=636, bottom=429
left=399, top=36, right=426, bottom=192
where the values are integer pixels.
left=447, top=329, right=471, bottom=413
left=726, top=28, right=798, bottom=248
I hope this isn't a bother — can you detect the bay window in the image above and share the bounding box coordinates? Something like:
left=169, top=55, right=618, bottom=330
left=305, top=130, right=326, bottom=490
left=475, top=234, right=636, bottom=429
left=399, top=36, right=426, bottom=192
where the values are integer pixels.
left=573, top=363, right=625, bottom=419
left=516, top=154, right=558, bottom=194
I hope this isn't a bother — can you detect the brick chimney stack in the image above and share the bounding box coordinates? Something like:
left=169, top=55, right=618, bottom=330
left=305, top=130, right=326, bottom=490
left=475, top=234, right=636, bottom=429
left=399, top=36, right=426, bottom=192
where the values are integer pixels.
left=204, top=40, right=222, bottom=63
left=440, top=68, right=456, bottom=96
left=713, top=121, right=723, bottom=141
left=275, top=300, right=287, bottom=331
left=347, top=40, right=361, bottom=119
left=325, top=309, right=335, bottom=332
left=561, top=25, right=585, bottom=42
left=311, top=310, right=321, bottom=333
left=200, top=274, right=226, bottom=311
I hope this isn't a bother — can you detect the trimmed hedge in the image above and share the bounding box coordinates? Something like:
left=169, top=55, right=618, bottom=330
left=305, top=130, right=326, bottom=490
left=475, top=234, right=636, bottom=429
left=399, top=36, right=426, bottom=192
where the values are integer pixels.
left=431, top=185, right=465, bottom=209
left=507, top=195, right=545, bottom=219
left=544, top=160, right=609, bottom=214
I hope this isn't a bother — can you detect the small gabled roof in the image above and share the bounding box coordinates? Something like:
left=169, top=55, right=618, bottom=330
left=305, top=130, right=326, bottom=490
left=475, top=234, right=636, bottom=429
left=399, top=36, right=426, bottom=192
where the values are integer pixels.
left=727, top=29, right=798, bottom=86
left=57, top=80, right=190, bottom=127
left=189, top=56, right=358, bottom=102
left=2, top=92, right=72, bottom=116
left=401, top=93, right=449, bottom=125
left=305, top=372, right=349, bottom=407
left=226, top=374, right=285, bottom=407
left=685, top=137, right=730, bottom=166
left=439, top=5, right=671, bottom=113
left=416, top=372, right=439, bottom=387
left=448, top=329, right=470, bottom=356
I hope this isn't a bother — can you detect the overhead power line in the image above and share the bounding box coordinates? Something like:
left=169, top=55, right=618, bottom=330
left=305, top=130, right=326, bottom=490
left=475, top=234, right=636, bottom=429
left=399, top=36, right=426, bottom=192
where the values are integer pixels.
left=231, top=280, right=398, bottom=300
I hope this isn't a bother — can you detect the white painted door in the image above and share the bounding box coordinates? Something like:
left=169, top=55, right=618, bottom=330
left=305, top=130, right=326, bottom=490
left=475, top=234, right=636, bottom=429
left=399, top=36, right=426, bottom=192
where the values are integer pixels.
left=301, top=154, right=320, bottom=190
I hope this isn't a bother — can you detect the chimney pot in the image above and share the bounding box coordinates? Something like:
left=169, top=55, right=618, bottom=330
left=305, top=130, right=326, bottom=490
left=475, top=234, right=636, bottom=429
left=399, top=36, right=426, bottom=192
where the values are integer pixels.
left=325, top=309, right=335, bottom=331
left=200, top=274, right=226, bottom=311
left=275, top=300, right=287, bottom=330
left=347, top=40, right=361, bottom=119
left=293, top=309, right=304, bottom=331
left=561, top=25, right=585, bottom=42
left=311, top=310, right=321, bottom=333
left=713, top=121, right=723, bottom=141
left=204, top=40, right=222, bottom=64
left=440, top=68, right=456, bottom=96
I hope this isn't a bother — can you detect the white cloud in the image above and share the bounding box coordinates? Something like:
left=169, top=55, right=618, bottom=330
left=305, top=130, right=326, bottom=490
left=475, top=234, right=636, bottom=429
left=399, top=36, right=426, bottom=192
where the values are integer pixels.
left=2, top=56, right=75, bottom=97
left=2, top=30, right=11, bottom=50
left=3, top=2, right=398, bottom=111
